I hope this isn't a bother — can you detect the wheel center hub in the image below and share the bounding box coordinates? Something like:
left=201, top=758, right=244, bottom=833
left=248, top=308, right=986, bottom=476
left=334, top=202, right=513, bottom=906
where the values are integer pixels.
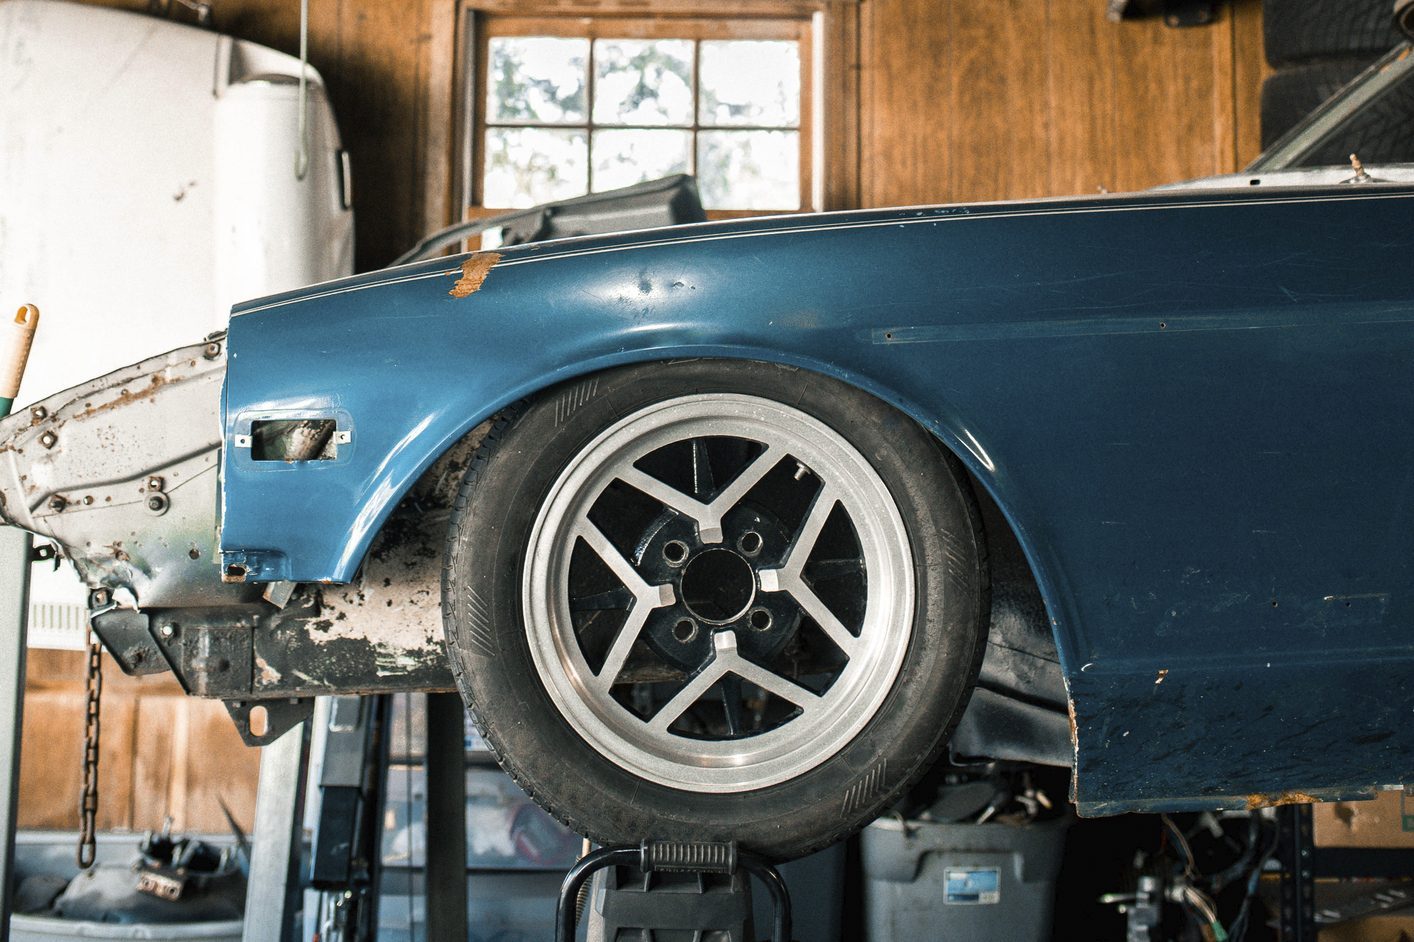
left=680, top=548, right=755, bottom=624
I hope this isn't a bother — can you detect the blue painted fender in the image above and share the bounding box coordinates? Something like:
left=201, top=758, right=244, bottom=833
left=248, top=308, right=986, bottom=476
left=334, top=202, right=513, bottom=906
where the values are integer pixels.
left=222, top=186, right=1414, bottom=811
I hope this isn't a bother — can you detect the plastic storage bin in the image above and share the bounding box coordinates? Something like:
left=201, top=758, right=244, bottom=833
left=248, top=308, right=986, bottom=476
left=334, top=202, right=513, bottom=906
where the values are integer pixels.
left=860, top=815, right=1069, bottom=942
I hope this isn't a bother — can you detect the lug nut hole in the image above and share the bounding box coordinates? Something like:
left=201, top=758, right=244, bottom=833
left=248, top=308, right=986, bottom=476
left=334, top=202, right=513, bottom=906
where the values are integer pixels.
left=738, top=531, right=763, bottom=556
left=673, top=618, right=698, bottom=643
left=749, top=608, right=772, bottom=631
left=662, top=540, right=689, bottom=565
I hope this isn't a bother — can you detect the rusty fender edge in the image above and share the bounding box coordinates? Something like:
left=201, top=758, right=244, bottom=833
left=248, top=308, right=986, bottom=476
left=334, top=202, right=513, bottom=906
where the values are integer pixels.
left=89, top=429, right=484, bottom=704
left=1076, top=784, right=1379, bottom=816
left=0, top=336, right=475, bottom=722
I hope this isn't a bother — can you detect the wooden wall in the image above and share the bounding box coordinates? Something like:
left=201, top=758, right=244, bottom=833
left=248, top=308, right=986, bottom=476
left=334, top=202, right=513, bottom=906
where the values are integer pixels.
left=83, top=0, right=1270, bottom=267
left=860, top=0, right=1270, bottom=207
left=35, top=0, right=1271, bottom=834
left=20, top=651, right=259, bottom=833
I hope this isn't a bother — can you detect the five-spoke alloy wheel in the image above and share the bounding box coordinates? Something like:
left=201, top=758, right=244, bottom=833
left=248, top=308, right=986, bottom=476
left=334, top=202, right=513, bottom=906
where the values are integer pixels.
left=443, top=360, right=988, bottom=860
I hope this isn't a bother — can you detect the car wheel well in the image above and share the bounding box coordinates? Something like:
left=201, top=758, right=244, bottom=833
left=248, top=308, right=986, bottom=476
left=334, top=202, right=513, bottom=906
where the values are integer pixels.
left=367, top=356, right=1060, bottom=687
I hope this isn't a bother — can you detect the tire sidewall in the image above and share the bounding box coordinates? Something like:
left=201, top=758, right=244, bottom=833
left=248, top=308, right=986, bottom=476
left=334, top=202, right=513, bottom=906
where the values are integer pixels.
left=443, top=359, right=987, bottom=860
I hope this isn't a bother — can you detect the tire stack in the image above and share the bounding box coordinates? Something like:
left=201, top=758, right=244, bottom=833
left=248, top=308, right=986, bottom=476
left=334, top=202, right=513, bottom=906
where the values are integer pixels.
left=1260, top=0, right=1406, bottom=148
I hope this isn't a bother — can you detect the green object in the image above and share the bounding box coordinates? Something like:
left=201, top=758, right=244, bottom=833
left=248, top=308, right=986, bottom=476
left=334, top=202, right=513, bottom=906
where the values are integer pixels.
left=0, top=396, right=12, bottom=418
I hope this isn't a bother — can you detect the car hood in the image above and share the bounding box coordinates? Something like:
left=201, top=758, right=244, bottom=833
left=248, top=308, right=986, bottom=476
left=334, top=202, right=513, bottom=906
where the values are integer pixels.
left=230, top=178, right=1414, bottom=319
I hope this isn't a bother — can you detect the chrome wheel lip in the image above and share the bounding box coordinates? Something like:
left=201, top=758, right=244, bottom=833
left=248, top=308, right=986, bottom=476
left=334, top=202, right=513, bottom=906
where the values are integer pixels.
left=523, top=393, right=914, bottom=793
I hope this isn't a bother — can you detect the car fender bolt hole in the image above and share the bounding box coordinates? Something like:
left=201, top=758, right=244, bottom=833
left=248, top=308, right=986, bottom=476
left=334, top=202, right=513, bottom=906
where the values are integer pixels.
left=672, top=618, right=698, bottom=643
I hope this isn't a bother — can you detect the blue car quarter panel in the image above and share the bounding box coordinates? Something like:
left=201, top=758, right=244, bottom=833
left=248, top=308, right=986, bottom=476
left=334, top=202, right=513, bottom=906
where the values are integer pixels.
left=221, top=185, right=1414, bottom=813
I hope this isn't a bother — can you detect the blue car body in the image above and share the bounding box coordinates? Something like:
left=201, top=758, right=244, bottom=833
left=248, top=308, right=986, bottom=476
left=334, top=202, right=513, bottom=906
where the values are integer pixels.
left=218, top=183, right=1414, bottom=813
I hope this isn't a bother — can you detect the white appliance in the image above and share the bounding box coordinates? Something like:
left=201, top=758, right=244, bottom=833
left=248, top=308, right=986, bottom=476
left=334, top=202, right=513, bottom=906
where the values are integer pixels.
left=0, top=0, right=354, bottom=647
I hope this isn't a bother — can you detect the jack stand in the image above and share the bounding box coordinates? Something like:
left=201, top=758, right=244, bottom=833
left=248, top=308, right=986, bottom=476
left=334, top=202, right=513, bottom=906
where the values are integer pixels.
left=556, top=841, right=792, bottom=942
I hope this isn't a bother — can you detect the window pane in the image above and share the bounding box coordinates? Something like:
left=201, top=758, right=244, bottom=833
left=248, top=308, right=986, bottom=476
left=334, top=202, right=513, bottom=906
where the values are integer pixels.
left=591, top=129, right=691, bottom=192
left=483, top=127, right=588, bottom=207
left=698, top=40, right=800, bottom=128
left=487, top=36, right=589, bottom=124
left=593, top=39, right=694, bottom=127
left=696, top=130, right=799, bottom=210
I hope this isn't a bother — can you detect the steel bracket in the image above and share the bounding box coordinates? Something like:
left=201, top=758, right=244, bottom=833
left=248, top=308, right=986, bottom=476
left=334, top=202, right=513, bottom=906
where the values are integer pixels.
left=224, top=698, right=313, bottom=747
left=90, top=607, right=168, bottom=676
left=28, top=542, right=57, bottom=568
left=151, top=621, right=253, bottom=699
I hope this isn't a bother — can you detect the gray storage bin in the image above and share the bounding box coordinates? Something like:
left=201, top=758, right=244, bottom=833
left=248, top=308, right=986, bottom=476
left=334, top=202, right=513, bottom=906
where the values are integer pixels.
left=9, top=831, right=243, bottom=942
left=861, top=815, right=1069, bottom=942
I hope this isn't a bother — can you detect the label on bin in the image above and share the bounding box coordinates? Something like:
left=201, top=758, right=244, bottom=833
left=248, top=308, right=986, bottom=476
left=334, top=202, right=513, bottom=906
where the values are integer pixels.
left=943, top=867, right=1000, bottom=904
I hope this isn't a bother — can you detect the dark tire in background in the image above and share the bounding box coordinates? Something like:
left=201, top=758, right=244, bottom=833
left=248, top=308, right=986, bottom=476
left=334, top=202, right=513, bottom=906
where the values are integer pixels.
left=1262, top=59, right=1414, bottom=163
left=1263, top=0, right=1403, bottom=67
left=1259, top=0, right=1414, bottom=160
left=1259, top=57, right=1371, bottom=147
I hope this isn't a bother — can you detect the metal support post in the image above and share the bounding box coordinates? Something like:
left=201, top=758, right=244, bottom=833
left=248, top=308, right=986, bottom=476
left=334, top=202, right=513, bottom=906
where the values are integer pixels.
left=1278, top=803, right=1317, bottom=942
left=0, top=529, right=31, bottom=942
left=306, top=695, right=390, bottom=942
left=424, top=693, right=468, bottom=942
left=0, top=301, right=40, bottom=941
left=243, top=720, right=310, bottom=942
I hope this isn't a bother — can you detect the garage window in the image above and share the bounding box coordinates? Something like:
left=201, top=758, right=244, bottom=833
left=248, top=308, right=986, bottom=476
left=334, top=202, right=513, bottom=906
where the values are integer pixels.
left=469, top=15, right=813, bottom=215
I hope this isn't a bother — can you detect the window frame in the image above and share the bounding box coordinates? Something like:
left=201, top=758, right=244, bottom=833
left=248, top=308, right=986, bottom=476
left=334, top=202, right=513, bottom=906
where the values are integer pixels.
left=451, top=0, right=860, bottom=224
left=475, top=15, right=813, bottom=214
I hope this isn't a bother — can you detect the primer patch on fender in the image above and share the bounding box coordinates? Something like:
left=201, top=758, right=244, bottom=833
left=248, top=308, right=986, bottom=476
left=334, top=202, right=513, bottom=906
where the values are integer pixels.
left=449, top=252, right=502, bottom=298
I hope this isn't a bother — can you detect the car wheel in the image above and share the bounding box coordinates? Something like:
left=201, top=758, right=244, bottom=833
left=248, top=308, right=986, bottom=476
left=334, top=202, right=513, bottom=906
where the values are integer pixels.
left=442, top=359, right=988, bottom=860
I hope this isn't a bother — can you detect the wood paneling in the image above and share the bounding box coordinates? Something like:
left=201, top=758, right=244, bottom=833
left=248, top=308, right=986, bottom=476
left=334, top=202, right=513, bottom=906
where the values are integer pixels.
left=19, top=650, right=258, bottom=834
left=859, top=0, right=950, bottom=207
left=80, top=0, right=1270, bottom=251
left=78, top=0, right=1269, bottom=253
left=1231, top=0, right=1273, bottom=166
left=862, top=0, right=1268, bottom=207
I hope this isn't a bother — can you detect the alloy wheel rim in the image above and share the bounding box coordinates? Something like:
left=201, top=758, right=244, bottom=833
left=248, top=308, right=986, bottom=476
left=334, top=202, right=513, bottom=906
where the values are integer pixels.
left=523, top=393, right=914, bottom=791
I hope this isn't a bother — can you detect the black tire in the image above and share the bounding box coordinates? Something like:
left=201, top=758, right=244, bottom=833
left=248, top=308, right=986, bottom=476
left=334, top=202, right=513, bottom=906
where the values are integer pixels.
left=1262, top=58, right=1414, bottom=163
left=1263, top=0, right=1404, bottom=68
left=442, top=359, right=989, bottom=861
left=1260, top=57, right=1371, bottom=147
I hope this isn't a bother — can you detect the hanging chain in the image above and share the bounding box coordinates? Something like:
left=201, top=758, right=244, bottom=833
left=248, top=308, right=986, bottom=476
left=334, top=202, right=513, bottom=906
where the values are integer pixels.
left=77, top=628, right=103, bottom=869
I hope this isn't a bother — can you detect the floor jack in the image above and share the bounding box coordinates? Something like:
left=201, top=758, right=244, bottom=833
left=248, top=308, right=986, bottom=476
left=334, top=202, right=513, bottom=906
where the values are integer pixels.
left=557, top=840, right=793, bottom=942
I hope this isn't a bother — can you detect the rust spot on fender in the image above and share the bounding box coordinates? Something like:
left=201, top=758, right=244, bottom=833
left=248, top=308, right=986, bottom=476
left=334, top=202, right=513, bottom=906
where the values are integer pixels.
left=1245, top=790, right=1320, bottom=809
left=449, top=252, right=501, bottom=298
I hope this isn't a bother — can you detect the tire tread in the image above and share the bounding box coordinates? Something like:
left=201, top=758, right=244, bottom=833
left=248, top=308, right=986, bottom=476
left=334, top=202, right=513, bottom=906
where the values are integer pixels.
left=441, top=365, right=992, bottom=860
